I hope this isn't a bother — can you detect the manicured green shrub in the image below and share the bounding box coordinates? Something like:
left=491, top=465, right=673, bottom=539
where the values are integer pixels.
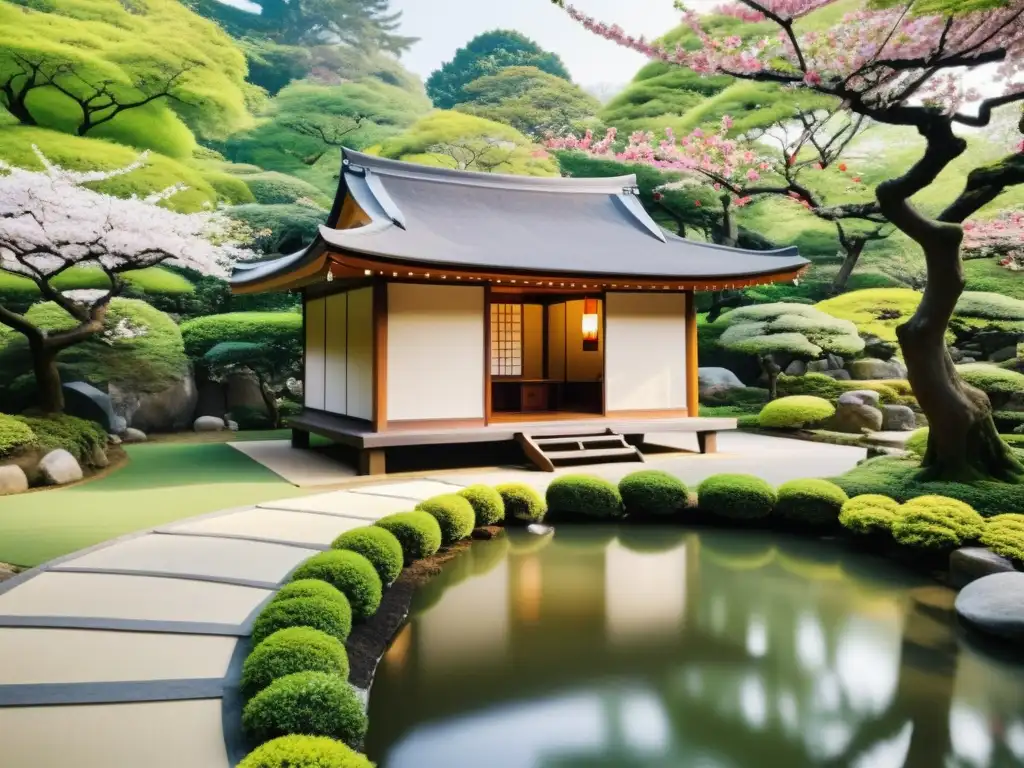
left=13, top=414, right=108, bottom=466
left=758, top=396, right=835, bottom=429
left=457, top=484, right=506, bottom=526
left=737, top=414, right=760, bottom=429
left=697, top=474, right=776, bottom=520
left=332, top=526, right=404, bottom=586
left=839, top=494, right=901, bottom=535
left=0, top=414, right=37, bottom=458
left=271, top=579, right=349, bottom=608
left=180, top=312, right=301, bottom=359
left=241, top=627, right=349, bottom=700
left=495, top=482, right=547, bottom=523
left=375, top=511, right=443, bottom=564
left=237, top=735, right=373, bottom=768
left=890, top=495, right=985, bottom=551
left=250, top=596, right=352, bottom=647
left=242, top=671, right=367, bottom=747
left=905, top=428, right=929, bottom=458
left=774, top=479, right=849, bottom=526
left=289, top=551, right=382, bottom=621
left=546, top=474, right=624, bottom=519
left=416, top=493, right=476, bottom=545
left=981, top=513, right=1024, bottom=564
left=618, top=470, right=688, bottom=517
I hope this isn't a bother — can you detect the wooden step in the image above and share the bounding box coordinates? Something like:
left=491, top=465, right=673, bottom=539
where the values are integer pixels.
left=545, top=446, right=644, bottom=464
left=534, top=434, right=626, bottom=448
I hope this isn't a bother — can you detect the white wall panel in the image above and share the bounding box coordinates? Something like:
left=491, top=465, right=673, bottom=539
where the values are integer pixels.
left=304, top=296, right=326, bottom=410
left=547, top=303, right=566, bottom=381
left=605, top=292, right=687, bottom=411
left=387, top=284, right=484, bottom=421
left=323, top=292, right=348, bottom=415
left=346, top=287, right=374, bottom=421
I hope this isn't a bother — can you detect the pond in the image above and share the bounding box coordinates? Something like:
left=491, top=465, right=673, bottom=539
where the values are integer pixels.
left=365, top=527, right=1024, bottom=768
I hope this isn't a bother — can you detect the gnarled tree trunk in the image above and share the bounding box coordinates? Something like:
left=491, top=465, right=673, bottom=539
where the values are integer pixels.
left=30, top=340, right=65, bottom=414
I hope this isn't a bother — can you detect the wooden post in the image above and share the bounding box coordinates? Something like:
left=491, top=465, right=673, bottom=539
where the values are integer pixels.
left=372, top=281, right=388, bottom=433
left=359, top=448, right=386, bottom=475
left=685, top=290, right=699, bottom=417
left=484, top=285, right=492, bottom=425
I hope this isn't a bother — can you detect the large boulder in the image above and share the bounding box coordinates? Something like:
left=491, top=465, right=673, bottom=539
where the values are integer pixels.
left=226, top=371, right=267, bottom=414
left=38, top=449, right=83, bottom=485
left=698, top=368, right=744, bottom=396
left=955, top=572, right=1024, bottom=643
left=110, top=370, right=198, bottom=433
left=194, top=415, right=226, bottom=433
left=882, top=404, right=917, bottom=431
left=0, top=465, right=29, bottom=496
left=838, top=390, right=881, bottom=407
left=820, top=369, right=852, bottom=381
left=847, top=357, right=908, bottom=380
left=784, top=360, right=806, bottom=376
left=828, top=400, right=884, bottom=434
left=950, top=547, right=1017, bottom=589
left=63, top=381, right=126, bottom=434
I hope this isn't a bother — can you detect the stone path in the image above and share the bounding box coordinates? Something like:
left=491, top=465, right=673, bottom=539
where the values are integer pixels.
left=228, top=439, right=358, bottom=487
left=0, top=478, right=466, bottom=768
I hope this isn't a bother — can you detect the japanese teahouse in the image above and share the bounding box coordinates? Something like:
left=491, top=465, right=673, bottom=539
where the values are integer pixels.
left=230, top=149, right=808, bottom=475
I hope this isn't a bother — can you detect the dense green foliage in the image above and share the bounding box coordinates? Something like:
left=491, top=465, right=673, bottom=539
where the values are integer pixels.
left=331, top=526, right=403, bottom=586
left=774, top=479, right=848, bottom=526
left=237, top=734, right=373, bottom=768
left=250, top=596, right=352, bottom=647
left=457, top=484, right=506, bottom=527
left=180, top=312, right=301, bottom=359
left=289, top=550, right=382, bottom=621
left=271, top=579, right=350, bottom=608
left=906, top=428, right=929, bottom=458
left=981, top=513, right=1024, bottom=564
left=697, top=474, right=776, bottom=520
left=776, top=373, right=915, bottom=407
left=227, top=204, right=324, bottom=255
left=758, top=396, right=836, bottom=429
left=957, top=364, right=1024, bottom=399
left=717, top=303, right=865, bottom=359
left=617, top=470, right=689, bottom=517
left=545, top=474, right=624, bottom=520
left=495, top=482, right=547, bottom=523
left=0, top=414, right=37, bottom=458
left=242, top=671, right=367, bottom=747
left=375, top=511, right=442, bottom=564
left=427, top=30, right=571, bottom=109
left=890, top=496, right=985, bottom=551
left=241, top=627, right=349, bottom=700
left=416, top=494, right=476, bottom=545
left=838, top=494, right=901, bottom=535
left=13, top=414, right=109, bottom=466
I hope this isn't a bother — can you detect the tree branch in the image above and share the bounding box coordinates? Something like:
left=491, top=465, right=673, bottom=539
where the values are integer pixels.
left=939, top=152, right=1024, bottom=223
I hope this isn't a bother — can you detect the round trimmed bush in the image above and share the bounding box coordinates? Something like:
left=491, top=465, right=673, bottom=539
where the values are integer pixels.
left=289, top=551, right=382, bottom=621
left=697, top=474, right=776, bottom=520
left=332, top=526, right=403, bottom=586
left=250, top=596, right=352, bottom=647
left=758, top=396, right=836, bottom=429
left=906, top=427, right=929, bottom=458
left=375, top=511, right=442, bottom=564
left=241, top=627, right=349, bottom=700
left=618, top=470, right=688, bottom=517
left=891, top=495, right=985, bottom=551
left=774, top=479, right=849, bottom=526
left=839, top=494, right=901, bottom=535
left=0, top=414, right=37, bottom=458
left=271, top=579, right=349, bottom=608
left=242, top=671, right=367, bottom=747
left=545, top=474, right=624, bottom=519
left=980, top=513, right=1024, bottom=564
left=495, top=482, right=546, bottom=523
left=416, top=493, right=476, bottom=545
left=238, top=735, right=373, bottom=768
left=457, top=484, right=505, bottom=526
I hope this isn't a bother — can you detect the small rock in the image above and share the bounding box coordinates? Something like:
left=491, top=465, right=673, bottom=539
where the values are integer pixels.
left=108, top=434, right=122, bottom=445
left=90, top=444, right=109, bottom=469
left=955, top=572, right=1024, bottom=643
left=193, top=415, right=226, bottom=433
left=527, top=524, right=554, bottom=536
left=820, top=369, right=852, bottom=380
left=950, top=547, right=1017, bottom=589
left=806, top=360, right=830, bottom=373
left=847, top=357, right=908, bottom=380
left=881, top=404, right=917, bottom=431
left=122, top=428, right=147, bottom=443
left=784, top=360, right=807, bottom=376
left=828, top=402, right=884, bottom=434
left=838, top=390, right=882, bottom=407
left=990, top=345, right=1019, bottom=363
left=38, top=449, right=83, bottom=485
left=227, top=420, right=240, bottom=432
left=0, top=465, right=29, bottom=496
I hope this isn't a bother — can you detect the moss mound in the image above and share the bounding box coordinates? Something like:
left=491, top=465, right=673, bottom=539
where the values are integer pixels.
left=495, top=482, right=547, bottom=523
left=289, top=551, right=382, bottom=621
left=242, top=671, right=367, bottom=747
left=891, top=495, right=985, bottom=551
left=238, top=735, right=373, bottom=768
left=416, top=493, right=476, bottom=545
left=13, top=414, right=109, bottom=467
left=457, top=484, right=506, bottom=526
left=241, top=627, right=349, bottom=700
left=980, top=513, right=1024, bottom=565
left=617, top=470, right=688, bottom=517
left=250, top=596, right=352, bottom=647
left=331, top=526, right=404, bottom=586
left=271, top=579, right=349, bottom=608
left=545, top=474, right=624, bottom=519
left=758, top=396, right=835, bottom=429
left=774, top=479, right=849, bottom=526
left=839, top=494, right=901, bottom=535
left=375, top=511, right=443, bottom=564
left=0, top=414, right=37, bottom=458
left=697, top=473, right=776, bottom=520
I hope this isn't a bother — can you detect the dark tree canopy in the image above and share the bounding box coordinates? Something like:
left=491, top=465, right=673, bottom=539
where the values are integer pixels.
left=426, top=29, right=572, bottom=109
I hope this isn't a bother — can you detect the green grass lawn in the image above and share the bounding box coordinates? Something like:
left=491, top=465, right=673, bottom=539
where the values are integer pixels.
left=0, top=440, right=314, bottom=568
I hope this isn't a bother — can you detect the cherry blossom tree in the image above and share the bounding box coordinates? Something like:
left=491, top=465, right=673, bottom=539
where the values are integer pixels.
left=963, top=210, right=1024, bottom=270
left=0, top=146, right=254, bottom=413
left=555, top=0, right=1024, bottom=482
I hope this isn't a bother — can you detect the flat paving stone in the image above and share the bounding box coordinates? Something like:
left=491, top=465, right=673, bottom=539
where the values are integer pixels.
left=0, top=699, right=229, bottom=768
left=0, top=629, right=237, bottom=685
left=172, top=508, right=367, bottom=547
left=0, top=572, right=269, bottom=625
left=58, top=534, right=318, bottom=584
left=259, top=490, right=418, bottom=519
left=348, top=479, right=465, bottom=501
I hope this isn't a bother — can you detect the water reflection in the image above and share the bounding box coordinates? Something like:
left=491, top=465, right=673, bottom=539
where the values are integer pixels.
left=366, top=527, right=1024, bottom=767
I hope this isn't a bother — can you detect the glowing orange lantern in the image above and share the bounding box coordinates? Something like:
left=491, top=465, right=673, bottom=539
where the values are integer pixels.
left=582, top=297, right=599, bottom=351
